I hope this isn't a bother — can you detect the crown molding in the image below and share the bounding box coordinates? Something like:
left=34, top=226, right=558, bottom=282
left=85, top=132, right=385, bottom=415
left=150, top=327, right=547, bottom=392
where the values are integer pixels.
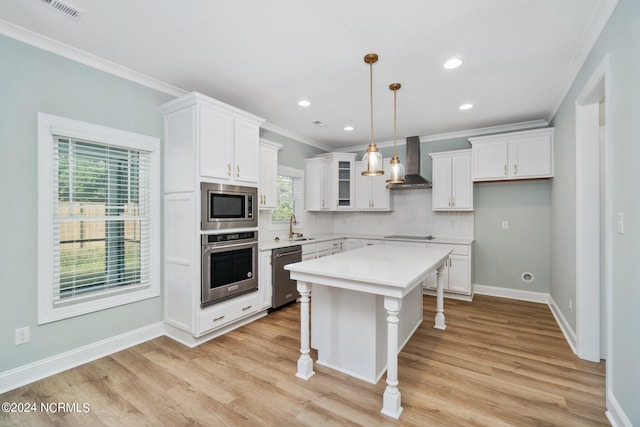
left=260, top=122, right=333, bottom=152
left=544, top=0, right=619, bottom=122
left=339, top=119, right=550, bottom=152
left=0, top=19, right=187, bottom=98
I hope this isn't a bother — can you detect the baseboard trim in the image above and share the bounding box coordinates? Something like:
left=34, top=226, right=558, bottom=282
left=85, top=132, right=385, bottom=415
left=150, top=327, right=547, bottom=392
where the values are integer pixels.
left=606, top=390, right=633, bottom=427
left=0, top=322, right=164, bottom=394
left=473, top=284, right=549, bottom=304
left=547, top=295, right=577, bottom=354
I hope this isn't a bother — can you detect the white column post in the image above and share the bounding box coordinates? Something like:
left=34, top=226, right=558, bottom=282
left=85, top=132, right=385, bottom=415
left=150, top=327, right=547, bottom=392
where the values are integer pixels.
left=435, top=262, right=447, bottom=330
left=381, top=296, right=403, bottom=419
left=296, top=281, right=315, bottom=380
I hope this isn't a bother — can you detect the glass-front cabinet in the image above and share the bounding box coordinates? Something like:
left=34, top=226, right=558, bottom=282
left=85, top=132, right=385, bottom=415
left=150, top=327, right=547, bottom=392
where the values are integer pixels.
left=305, top=153, right=356, bottom=211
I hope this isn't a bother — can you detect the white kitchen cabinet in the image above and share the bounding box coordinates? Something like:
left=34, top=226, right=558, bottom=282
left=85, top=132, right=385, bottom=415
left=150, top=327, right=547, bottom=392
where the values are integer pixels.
left=430, top=149, right=472, bottom=211
left=425, top=243, right=472, bottom=296
left=160, top=92, right=267, bottom=345
left=470, top=127, right=554, bottom=181
left=355, top=158, right=391, bottom=211
left=258, top=139, right=282, bottom=210
left=305, top=153, right=357, bottom=211
left=305, top=157, right=330, bottom=211
left=197, top=291, right=259, bottom=336
left=258, top=250, right=273, bottom=310
left=163, top=92, right=263, bottom=186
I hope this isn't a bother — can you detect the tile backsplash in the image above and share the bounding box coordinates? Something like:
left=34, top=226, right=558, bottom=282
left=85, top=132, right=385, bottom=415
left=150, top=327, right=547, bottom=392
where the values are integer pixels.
left=331, top=189, right=474, bottom=239
left=260, top=188, right=474, bottom=241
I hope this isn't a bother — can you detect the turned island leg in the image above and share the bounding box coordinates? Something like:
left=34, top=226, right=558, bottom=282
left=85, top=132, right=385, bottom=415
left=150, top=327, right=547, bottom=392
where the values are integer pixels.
left=381, top=296, right=403, bottom=419
left=435, top=261, right=447, bottom=330
left=296, top=281, right=315, bottom=380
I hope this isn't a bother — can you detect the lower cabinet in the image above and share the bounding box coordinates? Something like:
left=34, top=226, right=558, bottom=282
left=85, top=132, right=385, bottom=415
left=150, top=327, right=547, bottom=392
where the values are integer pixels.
left=366, top=238, right=472, bottom=298
left=258, top=250, right=273, bottom=310
left=425, top=244, right=471, bottom=296
left=197, top=291, right=259, bottom=336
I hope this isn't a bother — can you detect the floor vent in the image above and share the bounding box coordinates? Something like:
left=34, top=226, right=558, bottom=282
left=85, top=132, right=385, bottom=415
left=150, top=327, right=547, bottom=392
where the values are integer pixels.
left=34, top=0, right=84, bottom=21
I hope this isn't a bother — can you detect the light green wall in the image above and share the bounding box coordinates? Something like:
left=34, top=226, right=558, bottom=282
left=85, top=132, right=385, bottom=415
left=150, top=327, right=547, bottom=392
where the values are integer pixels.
left=549, top=0, right=639, bottom=422
left=474, top=181, right=550, bottom=292
left=375, top=137, right=551, bottom=293
left=260, top=129, right=327, bottom=169
left=0, top=35, right=173, bottom=372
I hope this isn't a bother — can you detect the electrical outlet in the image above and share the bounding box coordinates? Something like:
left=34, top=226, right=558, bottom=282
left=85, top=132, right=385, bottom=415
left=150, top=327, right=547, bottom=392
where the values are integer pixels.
left=15, top=327, right=30, bottom=345
left=502, top=220, right=509, bottom=230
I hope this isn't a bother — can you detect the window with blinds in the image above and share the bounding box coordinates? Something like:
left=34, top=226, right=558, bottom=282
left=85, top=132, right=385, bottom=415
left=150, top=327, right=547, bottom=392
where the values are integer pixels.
left=271, top=174, right=303, bottom=223
left=52, top=136, right=151, bottom=305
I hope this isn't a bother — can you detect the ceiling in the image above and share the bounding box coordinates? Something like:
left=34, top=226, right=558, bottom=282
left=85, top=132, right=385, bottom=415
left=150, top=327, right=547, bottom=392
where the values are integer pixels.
left=0, top=0, right=618, bottom=151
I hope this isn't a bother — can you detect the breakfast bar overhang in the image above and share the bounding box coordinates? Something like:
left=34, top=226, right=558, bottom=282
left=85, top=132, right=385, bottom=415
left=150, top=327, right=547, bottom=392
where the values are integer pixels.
left=285, top=244, right=451, bottom=419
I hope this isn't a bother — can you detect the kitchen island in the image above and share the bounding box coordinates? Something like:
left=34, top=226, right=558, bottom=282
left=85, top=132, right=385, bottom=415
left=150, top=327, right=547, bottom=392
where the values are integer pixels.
left=285, top=244, right=451, bottom=419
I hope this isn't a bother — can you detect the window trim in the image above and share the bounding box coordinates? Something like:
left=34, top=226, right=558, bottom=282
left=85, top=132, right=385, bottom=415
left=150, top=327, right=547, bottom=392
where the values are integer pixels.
left=269, top=166, right=304, bottom=230
left=37, top=113, right=161, bottom=325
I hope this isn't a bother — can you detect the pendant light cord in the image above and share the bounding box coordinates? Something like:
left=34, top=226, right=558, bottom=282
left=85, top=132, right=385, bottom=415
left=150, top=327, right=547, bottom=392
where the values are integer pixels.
left=393, top=86, right=397, bottom=157
left=369, top=61, right=375, bottom=146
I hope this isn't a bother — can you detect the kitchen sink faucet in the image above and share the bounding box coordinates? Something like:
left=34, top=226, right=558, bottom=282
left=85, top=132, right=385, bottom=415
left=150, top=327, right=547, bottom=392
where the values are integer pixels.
left=289, top=215, right=302, bottom=239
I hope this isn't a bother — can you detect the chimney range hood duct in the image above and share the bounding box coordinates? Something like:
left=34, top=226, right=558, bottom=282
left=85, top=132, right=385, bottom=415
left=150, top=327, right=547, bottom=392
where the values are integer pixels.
left=386, top=136, right=432, bottom=189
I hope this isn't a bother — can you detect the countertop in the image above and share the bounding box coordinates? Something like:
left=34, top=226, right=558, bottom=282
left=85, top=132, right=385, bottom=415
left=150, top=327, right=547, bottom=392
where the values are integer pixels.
left=259, top=233, right=473, bottom=251
left=285, top=244, right=452, bottom=290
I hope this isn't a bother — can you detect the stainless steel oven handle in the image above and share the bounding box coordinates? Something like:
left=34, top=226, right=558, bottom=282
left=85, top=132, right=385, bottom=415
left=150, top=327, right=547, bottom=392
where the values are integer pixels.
left=203, top=241, right=258, bottom=253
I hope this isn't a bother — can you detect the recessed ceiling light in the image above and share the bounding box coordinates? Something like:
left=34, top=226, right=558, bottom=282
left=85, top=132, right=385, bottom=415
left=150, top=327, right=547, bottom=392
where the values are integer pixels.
left=298, top=99, right=311, bottom=107
left=459, top=103, right=473, bottom=111
left=443, top=58, right=463, bottom=70
left=344, top=126, right=354, bottom=131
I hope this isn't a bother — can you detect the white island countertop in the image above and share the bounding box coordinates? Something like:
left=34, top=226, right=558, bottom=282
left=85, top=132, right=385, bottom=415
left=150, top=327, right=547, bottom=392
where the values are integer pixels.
left=285, top=244, right=451, bottom=297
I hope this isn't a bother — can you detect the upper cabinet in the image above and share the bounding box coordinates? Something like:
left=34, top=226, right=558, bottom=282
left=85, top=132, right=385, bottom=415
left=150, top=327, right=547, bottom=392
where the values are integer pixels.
left=429, top=149, right=473, bottom=211
left=305, top=157, right=330, bottom=211
left=160, top=92, right=265, bottom=192
left=356, top=158, right=391, bottom=211
left=469, top=128, right=554, bottom=182
left=258, top=139, right=282, bottom=210
left=305, top=153, right=357, bottom=211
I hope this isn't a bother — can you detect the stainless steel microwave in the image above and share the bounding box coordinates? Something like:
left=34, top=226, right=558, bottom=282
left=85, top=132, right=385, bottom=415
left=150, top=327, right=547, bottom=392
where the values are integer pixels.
left=201, top=183, right=257, bottom=230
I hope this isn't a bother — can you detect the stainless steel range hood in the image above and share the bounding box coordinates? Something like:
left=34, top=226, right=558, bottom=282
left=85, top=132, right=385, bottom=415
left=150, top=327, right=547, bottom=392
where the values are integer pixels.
left=386, top=136, right=432, bottom=189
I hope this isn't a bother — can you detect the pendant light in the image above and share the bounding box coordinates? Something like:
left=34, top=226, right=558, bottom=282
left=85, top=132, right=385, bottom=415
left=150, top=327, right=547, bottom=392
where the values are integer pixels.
left=361, top=53, right=384, bottom=176
left=386, top=83, right=406, bottom=183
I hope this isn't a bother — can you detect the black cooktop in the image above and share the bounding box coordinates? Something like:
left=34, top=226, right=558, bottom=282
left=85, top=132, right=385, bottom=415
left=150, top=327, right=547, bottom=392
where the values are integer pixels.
left=384, top=235, right=435, bottom=240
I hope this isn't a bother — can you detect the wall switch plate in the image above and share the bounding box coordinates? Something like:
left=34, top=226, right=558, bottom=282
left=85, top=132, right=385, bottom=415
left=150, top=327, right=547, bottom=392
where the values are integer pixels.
left=15, top=327, right=30, bottom=345
left=617, top=212, right=624, bottom=234
left=502, top=220, right=509, bottom=230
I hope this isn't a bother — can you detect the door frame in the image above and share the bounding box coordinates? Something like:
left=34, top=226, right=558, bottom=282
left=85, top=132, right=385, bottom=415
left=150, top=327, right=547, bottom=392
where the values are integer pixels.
left=574, top=54, right=611, bottom=365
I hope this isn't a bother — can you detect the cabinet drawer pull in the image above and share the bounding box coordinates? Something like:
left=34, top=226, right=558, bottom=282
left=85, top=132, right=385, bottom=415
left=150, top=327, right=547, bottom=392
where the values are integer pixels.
left=242, top=305, right=253, bottom=311
left=213, top=315, right=225, bottom=322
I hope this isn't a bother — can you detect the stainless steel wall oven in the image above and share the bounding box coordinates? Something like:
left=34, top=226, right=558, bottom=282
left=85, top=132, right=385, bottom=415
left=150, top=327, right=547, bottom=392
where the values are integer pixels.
left=201, top=231, right=258, bottom=307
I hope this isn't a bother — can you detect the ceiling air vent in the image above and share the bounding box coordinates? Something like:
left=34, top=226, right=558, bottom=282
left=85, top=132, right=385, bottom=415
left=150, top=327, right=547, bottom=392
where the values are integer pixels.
left=34, top=0, right=84, bottom=21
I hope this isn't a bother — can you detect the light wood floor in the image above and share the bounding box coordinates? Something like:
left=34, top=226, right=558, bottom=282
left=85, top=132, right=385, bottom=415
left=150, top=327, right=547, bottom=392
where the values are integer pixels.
left=1, top=295, right=607, bottom=426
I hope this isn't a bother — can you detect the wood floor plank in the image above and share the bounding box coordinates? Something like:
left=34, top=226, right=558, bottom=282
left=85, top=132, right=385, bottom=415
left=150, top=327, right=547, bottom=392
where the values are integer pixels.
left=0, top=295, right=607, bottom=426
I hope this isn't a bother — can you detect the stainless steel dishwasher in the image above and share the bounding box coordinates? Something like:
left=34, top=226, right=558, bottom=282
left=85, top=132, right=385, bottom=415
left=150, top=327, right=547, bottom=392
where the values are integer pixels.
left=271, top=245, right=302, bottom=310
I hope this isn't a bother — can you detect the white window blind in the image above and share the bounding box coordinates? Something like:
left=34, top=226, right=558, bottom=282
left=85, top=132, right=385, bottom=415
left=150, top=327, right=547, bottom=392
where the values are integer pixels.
left=52, top=136, right=151, bottom=305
